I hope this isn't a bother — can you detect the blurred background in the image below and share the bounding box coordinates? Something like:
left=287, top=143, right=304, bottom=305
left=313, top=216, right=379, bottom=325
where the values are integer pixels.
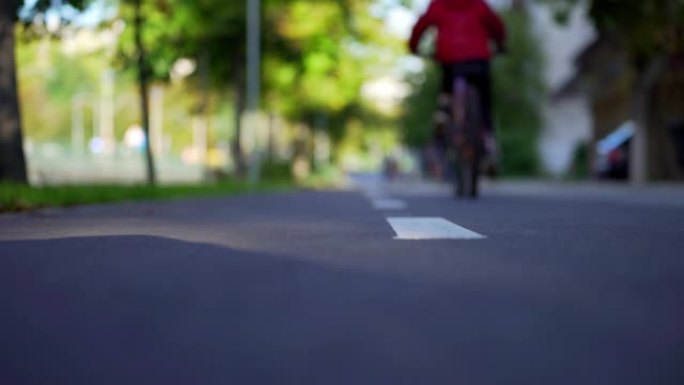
left=1, top=0, right=683, bottom=186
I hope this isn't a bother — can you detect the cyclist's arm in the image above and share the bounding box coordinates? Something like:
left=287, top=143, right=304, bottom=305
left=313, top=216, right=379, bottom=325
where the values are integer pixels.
left=408, top=4, right=439, bottom=54
left=479, top=1, right=507, bottom=49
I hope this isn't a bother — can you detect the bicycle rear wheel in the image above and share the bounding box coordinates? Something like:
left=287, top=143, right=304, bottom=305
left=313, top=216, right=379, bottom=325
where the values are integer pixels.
left=452, top=80, right=483, bottom=199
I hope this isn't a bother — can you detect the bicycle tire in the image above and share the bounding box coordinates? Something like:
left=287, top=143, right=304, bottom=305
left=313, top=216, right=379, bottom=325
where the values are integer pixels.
left=452, top=78, right=483, bottom=199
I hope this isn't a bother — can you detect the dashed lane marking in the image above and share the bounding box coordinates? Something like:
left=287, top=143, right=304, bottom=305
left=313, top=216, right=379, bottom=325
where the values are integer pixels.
left=372, top=199, right=408, bottom=210
left=387, top=217, right=486, bottom=240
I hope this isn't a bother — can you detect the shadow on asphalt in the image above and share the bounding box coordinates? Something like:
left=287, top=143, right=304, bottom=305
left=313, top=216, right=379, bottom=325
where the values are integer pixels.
left=1, top=236, right=682, bottom=385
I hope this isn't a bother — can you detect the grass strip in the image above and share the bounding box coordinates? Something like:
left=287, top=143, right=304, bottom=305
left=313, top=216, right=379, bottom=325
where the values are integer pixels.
left=0, top=180, right=291, bottom=213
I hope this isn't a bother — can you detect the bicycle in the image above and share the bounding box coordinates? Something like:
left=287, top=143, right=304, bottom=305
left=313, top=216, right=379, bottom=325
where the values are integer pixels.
left=449, top=75, right=485, bottom=199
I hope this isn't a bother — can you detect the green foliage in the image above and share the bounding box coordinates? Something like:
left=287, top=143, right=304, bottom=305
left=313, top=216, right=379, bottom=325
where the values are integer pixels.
left=16, top=35, right=97, bottom=141
left=263, top=0, right=390, bottom=133
left=14, top=0, right=407, bottom=171
left=111, top=0, right=393, bottom=153
left=260, top=160, right=293, bottom=181
left=116, top=0, right=248, bottom=83
left=492, top=9, right=545, bottom=176
left=0, top=179, right=291, bottom=212
left=15, top=33, right=240, bottom=154
left=567, top=142, right=589, bottom=180
left=299, top=163, right=345, bottom=189
left=401, top=63, right=440, bottom=147
left=539, top=0, right=684, bottom=58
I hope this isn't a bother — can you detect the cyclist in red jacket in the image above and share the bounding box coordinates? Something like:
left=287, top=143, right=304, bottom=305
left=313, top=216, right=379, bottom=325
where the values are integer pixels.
left=409, top=0, right=506, bottom=172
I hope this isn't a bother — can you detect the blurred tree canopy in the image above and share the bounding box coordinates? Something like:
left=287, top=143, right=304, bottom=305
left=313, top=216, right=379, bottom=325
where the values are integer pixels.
left=110, top=0, right=395, bottom=168
left=541, top=0, right=683, bottom=66
left=110, top=0, right=389, bottom=116
left=4, top=0, right=402, bottom=182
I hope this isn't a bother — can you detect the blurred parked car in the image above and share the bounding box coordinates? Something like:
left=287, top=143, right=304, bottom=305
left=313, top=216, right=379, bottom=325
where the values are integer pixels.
left=595, top=121, right=634, bottom=180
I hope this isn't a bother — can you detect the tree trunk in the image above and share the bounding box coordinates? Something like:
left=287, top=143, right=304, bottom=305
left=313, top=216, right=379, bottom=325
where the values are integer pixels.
left=232, top=63, right=247, bottom=178
left=630, top=56, right=667, bottom=184
left=134, top=0, right=156, bottom=185
left=0, top=8, right=28, bottom=183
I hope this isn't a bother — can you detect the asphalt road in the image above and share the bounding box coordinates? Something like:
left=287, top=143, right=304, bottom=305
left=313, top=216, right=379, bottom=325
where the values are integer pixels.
left=1, top=178, right=683, bottom=384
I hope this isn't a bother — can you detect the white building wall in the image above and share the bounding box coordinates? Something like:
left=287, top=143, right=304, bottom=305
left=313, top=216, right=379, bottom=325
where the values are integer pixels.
left=540, top=96, right=592, bottom=175
left=531, top=2, right=595, bottom=177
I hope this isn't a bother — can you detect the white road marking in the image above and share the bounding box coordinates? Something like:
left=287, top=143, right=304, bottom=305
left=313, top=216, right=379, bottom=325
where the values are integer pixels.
left=387, top=217, right=486, bottom=240
left=362, top=190, right=384, bottom=200
left=372, top=199, right=407, bottom=210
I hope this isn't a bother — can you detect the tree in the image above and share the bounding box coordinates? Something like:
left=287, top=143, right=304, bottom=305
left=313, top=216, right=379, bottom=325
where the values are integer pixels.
left=541, top=0, right=684, bottom=181
left=113, top=0, right=389, bottom=172
left=262, top=0, right=395, bottom=146
left=1, top=0, right=29, bottom=183
left=1, top=0, right=94, bottom=184
left=541, top=0, right=683, bottom=58
left=132, top=0, right=156, bottom=185
left=115, top=0, right=250, bottom=176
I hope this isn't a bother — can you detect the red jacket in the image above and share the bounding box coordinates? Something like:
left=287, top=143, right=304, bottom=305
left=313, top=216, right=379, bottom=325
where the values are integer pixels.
left=409, top=0, right=506, bottom=63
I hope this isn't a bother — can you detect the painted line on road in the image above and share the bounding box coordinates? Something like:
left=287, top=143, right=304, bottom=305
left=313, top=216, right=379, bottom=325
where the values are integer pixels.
left=362, top=190, right=385, bottom=200
left=387, top=217, right=486, bottom=240
left=372, top=198, right=407, bottom=211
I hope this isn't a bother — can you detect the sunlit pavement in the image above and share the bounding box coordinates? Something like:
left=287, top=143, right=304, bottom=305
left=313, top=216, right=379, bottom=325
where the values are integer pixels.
left=1, top=177, right=684, bottom=385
